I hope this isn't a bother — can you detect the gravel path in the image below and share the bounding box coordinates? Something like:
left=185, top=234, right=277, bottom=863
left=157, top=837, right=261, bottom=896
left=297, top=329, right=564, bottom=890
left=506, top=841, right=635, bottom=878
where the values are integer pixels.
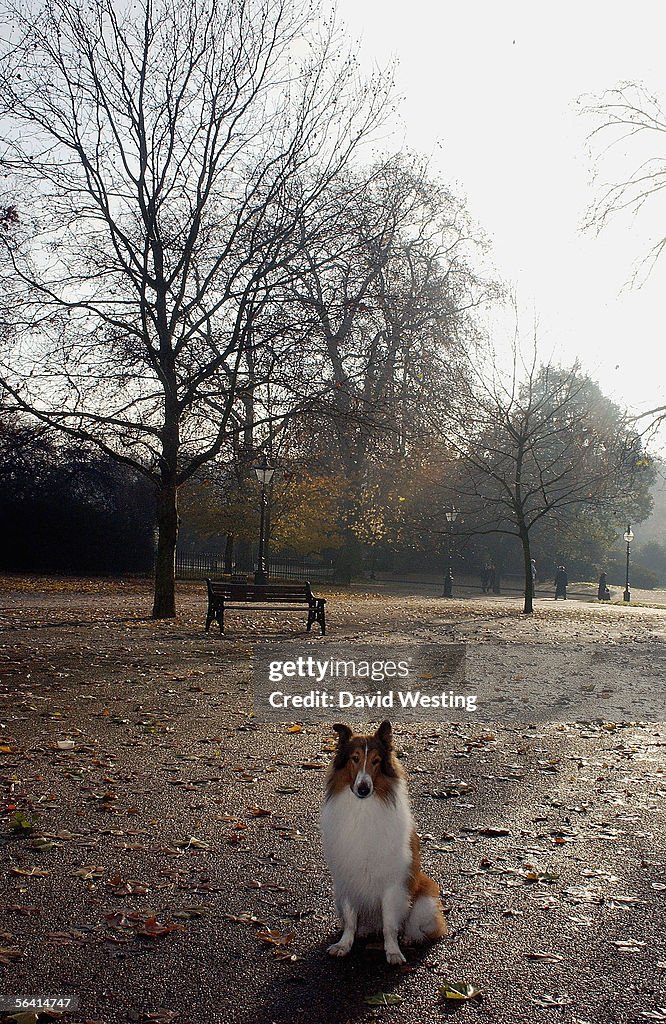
left=0, top=579, right=664, bottom=1024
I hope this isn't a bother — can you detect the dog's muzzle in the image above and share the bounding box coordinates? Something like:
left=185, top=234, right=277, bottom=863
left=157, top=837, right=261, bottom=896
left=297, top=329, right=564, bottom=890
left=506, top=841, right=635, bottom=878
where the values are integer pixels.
left=353, top=774, right=373, bottom=799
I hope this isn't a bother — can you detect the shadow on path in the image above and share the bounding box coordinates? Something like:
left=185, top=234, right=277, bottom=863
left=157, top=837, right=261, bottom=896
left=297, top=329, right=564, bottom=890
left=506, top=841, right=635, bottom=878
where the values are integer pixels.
left=234, top=934, right=435, bottom=1024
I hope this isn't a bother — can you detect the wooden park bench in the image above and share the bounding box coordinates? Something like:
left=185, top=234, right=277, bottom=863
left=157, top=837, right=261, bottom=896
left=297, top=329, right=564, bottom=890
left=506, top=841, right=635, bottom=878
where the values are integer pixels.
left=205, top=579, right=327, bottom=635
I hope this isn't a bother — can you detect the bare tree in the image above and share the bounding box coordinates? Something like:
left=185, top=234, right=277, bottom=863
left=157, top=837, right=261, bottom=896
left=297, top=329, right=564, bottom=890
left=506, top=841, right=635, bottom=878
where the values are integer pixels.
left=292, top=156, right=488, bottom=476
left=583, top=83, right=666, bottom=274
left=0, top=0, right=388, bottom=616
left=443, top=343, right=650, bottom=612
left=283, top=156, right=490, bottom=579
left=582, top=82, right=666, bottom=430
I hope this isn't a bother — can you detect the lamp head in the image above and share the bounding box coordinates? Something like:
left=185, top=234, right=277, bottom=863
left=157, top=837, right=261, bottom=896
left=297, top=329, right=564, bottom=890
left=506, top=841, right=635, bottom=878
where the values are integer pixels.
left=253, top=457, right=275, bottom=487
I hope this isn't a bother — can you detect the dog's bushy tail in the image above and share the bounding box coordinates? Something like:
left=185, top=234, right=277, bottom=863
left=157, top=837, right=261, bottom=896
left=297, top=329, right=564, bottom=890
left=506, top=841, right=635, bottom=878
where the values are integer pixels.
left=404, top=873, right=447, bottom=944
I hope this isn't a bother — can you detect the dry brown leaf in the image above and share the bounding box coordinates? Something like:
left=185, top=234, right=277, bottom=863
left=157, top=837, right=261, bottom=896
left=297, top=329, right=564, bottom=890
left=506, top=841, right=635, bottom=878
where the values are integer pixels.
left=247, top=804, right=272, bottom=817
left=0, top=946, right=22, bottom=964
left=255, top=929, right=295, bottom=947
left=136, top=917, right=184, bottom=939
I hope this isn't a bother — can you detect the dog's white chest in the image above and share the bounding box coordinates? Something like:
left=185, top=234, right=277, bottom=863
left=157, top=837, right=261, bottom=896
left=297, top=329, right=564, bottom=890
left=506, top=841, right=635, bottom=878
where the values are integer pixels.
left=320, top=783, right=413, bottom=908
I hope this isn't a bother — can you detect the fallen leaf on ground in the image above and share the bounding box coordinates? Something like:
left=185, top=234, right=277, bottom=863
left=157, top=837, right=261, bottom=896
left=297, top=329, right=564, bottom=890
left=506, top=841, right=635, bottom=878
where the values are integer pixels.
left=173, top=905, right=211, bottom=920
left=462, top=826, right=510, bottom=837
left=71, top=866, right=105, bottom=880
left=224, top=912, right=268, bottom=927
left=529, top=993, right=575, bottom=1007
left=255, top=929, right=295, bottom=947
left=525, top=951, right=564, bottom=963
left=430, top=781, right=472, bottom=798
left=128, top=1012, right=180, bottom=1023
left=174, top=836, right=210, bottom=850
left=136, top=916, right=184, bottom=939
left=0, top=946, right=22, bottom=964
left=438, top=981, right=483, bottom=1002
left=522, top=867, right=560, bottom=883
left=8, top=810, right=38, bottom=833
left=247, top=804, right=272, bottom=817
left=106, top=876, right=149, bottom=896
left=612, top=938, right=647, bottom=952
left=364, top=993, right=403, bottom=1006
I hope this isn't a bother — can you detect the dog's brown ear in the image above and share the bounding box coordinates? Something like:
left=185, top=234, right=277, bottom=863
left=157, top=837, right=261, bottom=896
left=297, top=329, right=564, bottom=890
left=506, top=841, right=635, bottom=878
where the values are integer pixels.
left=375, top=721, right=392, bottom=748
left=332, top=723, right=352, bottom=746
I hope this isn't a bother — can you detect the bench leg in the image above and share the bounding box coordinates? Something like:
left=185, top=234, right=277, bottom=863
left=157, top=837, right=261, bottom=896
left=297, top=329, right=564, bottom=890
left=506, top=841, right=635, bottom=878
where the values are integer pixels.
left=307, top=601, right=326, bottom=635
left=206, top=601, right=224, bottom=633
left=307, top=602, right=324, bottom=634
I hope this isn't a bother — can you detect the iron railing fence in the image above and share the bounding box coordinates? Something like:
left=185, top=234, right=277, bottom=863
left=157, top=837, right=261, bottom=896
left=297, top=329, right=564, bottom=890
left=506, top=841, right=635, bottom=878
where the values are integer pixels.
left=176, top=550, right=335, bottom=582
left=176, top=556, right=606, bottom=599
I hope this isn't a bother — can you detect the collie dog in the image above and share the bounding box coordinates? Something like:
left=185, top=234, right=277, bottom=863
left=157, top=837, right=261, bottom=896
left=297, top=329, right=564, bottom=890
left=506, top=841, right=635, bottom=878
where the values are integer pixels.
left=319, top=720, right=447, bottom=965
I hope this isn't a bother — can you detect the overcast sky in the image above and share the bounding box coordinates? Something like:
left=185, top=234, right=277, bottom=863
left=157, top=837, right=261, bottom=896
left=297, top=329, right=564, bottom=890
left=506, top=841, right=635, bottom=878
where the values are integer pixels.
left=337, top=0, right=666, bottom=423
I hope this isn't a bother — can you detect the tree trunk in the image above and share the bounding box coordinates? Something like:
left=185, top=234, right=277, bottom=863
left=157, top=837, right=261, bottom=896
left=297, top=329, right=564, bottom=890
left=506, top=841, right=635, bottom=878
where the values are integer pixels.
left=224, top=533, right=234, bottom=575
left=152, top=477, right=178, bottom=619
left=335, top=527, right=364, bottom=584
left=520, top=526, right=533, bottom=614
left=236, top=538, right=253, bottom=573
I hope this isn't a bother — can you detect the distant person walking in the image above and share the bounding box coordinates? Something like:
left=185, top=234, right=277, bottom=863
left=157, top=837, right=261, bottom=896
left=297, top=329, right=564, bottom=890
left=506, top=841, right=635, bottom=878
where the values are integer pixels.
left=530, top=558, right=537, bottom=597
left=554, top=565, right=568, bottom=600
left=481, top=564, right=490, bottom=593
left=598, top=571, right=611, bottom=602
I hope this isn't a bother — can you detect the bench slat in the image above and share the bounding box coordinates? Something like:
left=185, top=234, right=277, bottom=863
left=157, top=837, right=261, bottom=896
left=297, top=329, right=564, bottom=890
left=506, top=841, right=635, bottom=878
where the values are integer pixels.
left=222, top=605, right=314, bottom=612
left=208, top=587, right=308, bottom=599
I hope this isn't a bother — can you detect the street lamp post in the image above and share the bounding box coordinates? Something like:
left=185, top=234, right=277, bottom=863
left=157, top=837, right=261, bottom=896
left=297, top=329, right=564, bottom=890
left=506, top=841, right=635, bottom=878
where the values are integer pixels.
left=623, top=523, right=634, bottom=603
left=253, top=457, right=275, bottom=586
left=441, top=508, right=458, bottom=598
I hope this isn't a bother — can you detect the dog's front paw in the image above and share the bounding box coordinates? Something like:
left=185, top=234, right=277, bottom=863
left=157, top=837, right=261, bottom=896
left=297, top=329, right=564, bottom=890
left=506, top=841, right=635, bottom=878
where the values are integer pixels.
left=327, top=940, right=352, bottom=957
left=385, top=948, right=406, bottom=965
